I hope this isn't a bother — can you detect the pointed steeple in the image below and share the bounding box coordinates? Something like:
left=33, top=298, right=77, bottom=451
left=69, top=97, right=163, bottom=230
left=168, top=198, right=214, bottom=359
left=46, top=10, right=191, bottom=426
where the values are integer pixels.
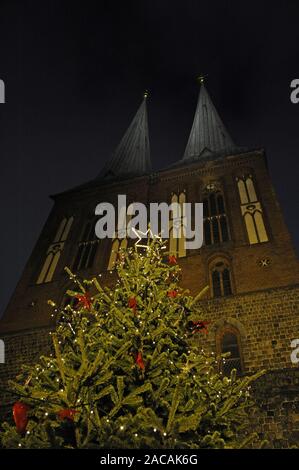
left=183, top=79, right=236, bottom=161
left=99, top=93, right=151, bottom=179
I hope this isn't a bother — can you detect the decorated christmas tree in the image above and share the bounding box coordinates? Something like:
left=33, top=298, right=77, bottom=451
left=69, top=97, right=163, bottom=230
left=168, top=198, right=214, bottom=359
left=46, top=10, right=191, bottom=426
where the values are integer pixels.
left=0, top=233, right=264, bottom=448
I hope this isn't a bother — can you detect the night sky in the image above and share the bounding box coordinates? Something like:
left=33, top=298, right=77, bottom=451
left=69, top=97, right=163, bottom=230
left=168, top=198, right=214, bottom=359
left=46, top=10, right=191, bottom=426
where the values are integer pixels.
left=0, top=1, right=298, bottom=316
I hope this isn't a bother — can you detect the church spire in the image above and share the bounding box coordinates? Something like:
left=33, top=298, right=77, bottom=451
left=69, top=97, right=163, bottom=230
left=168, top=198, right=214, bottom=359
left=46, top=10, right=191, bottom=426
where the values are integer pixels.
left=99, top=93, right=151, bottom=179
left=183, top=79, right=236, bottom=161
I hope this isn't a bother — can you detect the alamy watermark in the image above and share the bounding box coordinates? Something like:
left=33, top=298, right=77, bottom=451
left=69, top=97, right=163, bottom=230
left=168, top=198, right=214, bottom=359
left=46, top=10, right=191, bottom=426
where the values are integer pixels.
left=0, top=339, right=4, bottom=363
left=290, top=339, right=299, bottom=364
left=0, top=79, right=5, bottom=103
left=95, top=195, right=203, bottom=249
left=290, top=79, right=299, bottom=104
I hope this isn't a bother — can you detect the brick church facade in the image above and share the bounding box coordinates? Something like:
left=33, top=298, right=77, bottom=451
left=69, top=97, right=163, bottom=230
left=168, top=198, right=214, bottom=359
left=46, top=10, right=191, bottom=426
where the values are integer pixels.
left=1, top=82, right=299, bottom=447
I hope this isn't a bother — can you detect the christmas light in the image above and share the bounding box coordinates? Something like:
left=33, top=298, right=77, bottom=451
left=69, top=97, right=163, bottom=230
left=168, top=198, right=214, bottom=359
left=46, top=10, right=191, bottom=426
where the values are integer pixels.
left=4, top=235, right=260, bottom=449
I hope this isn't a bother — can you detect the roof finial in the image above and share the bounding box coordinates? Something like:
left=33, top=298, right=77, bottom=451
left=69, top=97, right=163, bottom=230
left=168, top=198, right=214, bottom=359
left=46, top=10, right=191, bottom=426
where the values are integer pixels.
left=196, top=74, right=207, bottom=85
left=143, top=90, right=149, bottom=99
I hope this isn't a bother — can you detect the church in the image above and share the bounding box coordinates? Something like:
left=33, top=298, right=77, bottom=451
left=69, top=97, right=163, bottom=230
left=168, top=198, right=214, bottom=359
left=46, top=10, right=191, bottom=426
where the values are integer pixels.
left=1, top=80, right=299, bottom=447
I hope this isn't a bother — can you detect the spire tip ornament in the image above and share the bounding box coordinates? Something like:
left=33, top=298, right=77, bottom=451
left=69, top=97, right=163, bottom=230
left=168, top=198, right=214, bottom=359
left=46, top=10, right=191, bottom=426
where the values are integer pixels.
left=196, top=74, right=206, bottom=85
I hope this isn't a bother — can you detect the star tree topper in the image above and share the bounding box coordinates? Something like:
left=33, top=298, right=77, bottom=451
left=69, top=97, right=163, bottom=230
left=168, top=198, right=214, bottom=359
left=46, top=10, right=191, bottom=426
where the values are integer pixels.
left=131, top=226, right=164, bottom=251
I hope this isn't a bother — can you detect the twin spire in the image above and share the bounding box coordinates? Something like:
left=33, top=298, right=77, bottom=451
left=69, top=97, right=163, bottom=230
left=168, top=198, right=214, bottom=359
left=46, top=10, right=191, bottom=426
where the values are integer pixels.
left=99, top=82, right=236, bottom=180
left=183, top=82, right=236, bottom=161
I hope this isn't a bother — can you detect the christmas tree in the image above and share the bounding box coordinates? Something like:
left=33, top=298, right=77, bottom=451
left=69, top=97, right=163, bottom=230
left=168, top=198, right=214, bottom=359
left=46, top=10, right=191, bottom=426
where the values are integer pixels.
left=1, top=233, right=264, bottom=448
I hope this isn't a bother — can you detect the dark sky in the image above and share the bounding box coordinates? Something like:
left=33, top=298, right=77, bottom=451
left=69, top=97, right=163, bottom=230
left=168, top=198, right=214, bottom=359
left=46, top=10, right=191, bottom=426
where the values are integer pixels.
left=0, top=1, right=298, bottom=315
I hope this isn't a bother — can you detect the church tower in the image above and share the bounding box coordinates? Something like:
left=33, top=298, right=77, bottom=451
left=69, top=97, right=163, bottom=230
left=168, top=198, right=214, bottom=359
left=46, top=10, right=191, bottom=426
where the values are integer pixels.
left=1, top=83, right=299, bottom=447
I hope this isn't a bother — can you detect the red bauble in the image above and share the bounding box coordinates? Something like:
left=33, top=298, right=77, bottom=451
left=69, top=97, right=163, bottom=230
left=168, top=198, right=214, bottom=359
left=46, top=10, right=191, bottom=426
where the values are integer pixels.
left=167, top=290, right=178, bottom=298
left=168, top=255, right=177, bottom=265
left=57, top=408, right=78, bottom=421
left=76, top=292, right=92, bottom=310
left=13, top=401, right=29, bottom=434
left=128, top=297, right=137, bottom=314
left=136, top=351, right=145, bottom=371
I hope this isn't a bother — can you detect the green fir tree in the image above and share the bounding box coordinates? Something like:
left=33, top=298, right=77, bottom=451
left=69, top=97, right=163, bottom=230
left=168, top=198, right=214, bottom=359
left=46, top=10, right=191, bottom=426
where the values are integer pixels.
left=1, top=235, right=264, bottom=448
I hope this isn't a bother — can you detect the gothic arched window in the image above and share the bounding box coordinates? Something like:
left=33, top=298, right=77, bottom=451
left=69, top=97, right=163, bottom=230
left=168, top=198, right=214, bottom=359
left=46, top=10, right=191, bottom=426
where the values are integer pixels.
left=37, top=216, right=74, bottom=284
left=236, top=175, right=268, bottom=244
left=211, top=261, right=233, bottom=297
left=169, top=192, right=186, bottom=258
left=73, top=219, right=99, bottom=271
left=203, top=191, right=230, bottom=246
left=218, top=328, right=243, bottom=376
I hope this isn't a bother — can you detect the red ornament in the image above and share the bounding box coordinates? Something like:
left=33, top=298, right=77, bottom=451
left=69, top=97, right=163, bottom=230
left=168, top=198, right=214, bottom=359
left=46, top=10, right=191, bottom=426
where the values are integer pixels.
left=57, top=408, right=78, bottom=421
left=76, top=292, right=92, bottom=310
left=128, top=297, right=137, bottom=314
left=191, top=320, right=211, bottom=335
left=168, top=255, right=177, bottom=265
left=167, top=290, right=178, bottom=298
left=136, top=351, right=145, bottom=371
left=13, top=401, right=29, bottom=434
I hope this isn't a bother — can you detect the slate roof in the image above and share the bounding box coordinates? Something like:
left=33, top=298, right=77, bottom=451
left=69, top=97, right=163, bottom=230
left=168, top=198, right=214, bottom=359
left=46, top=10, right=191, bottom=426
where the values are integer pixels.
left=182, top=83, right=237, bottom=161
left=98, top=95, right=151, bottom=179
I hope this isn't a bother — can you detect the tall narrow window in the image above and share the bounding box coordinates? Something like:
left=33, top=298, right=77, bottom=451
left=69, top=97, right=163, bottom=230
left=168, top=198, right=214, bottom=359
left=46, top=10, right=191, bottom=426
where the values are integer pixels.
left=219, top=329, right=243, bottom=376
left=211, top=261, right=233, bottom=297
left=169, top=192, right=186, bottom=258
left=107, top=212, right=131, bottom=271
left=203, top=191, right=230, bottom=246
left=37, top=216, right=74, bottom=284
left=73, top=220, right=99, bottom=271
left=236, top=175, right=268, bottom=244
left=212, top=270, right=222, bottom=297
left=107, top=238, right=128, bottom=270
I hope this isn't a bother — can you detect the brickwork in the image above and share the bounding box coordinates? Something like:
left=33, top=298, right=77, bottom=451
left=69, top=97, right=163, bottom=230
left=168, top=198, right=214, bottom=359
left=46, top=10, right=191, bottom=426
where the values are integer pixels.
left=1, top=150, right=299, bottom=333
left=0, top=328, right=52, bottom=419
left=251, top=369, right=299, bottom=448
left=193, top=284, right=299, bottom=373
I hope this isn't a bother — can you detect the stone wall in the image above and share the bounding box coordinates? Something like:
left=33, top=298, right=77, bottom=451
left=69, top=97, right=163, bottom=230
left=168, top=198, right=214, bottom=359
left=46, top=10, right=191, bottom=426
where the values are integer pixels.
left=0, top=327, right=52, bottom=420
left=194, top=284, right=299, bottom=374
left=251, top=369, right=299, bottom=448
